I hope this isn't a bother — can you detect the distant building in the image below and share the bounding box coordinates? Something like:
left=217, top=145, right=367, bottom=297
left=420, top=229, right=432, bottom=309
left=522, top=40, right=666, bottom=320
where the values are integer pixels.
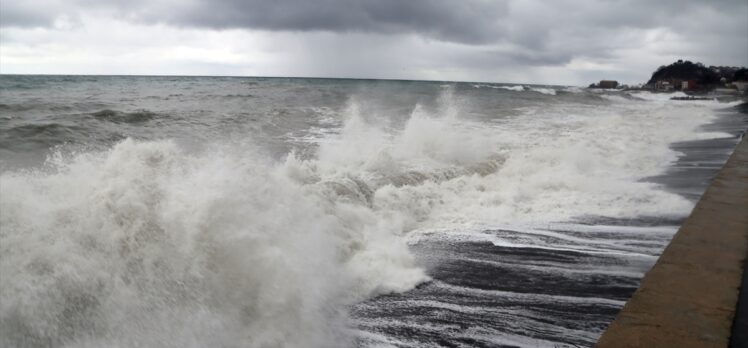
left=681, top=80, right=697, bottom=91
left=655, top=80, right=674, bottom=91
left=598, top=80, right=619, bottom=89
left=734, top=81, right=748, bottom=93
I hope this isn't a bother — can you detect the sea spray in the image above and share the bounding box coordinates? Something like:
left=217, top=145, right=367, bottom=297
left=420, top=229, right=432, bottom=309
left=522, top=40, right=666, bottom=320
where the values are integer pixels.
left=0, top=138, right=428, bottom=347
left=0, top=77, right=740, bottom=347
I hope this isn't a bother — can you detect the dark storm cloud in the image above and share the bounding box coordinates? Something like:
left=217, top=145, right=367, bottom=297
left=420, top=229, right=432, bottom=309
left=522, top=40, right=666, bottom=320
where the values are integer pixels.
left=3, top=0, right=746, bottom=49
left=2, top=0, right=745, bottom=82
left=0, top=0, right=510, bottom=44
left=152, top=0, right=511, bottom=44
left=138, top=0, right=748, bottom=54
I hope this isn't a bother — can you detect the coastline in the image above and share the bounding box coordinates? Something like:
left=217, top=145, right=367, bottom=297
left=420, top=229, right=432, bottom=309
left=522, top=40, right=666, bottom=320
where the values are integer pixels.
left=596, top=103, right=748, bottom=347
left=350, top=101, right=748, bottom=347
left=647, top=102, right=748, bottom=202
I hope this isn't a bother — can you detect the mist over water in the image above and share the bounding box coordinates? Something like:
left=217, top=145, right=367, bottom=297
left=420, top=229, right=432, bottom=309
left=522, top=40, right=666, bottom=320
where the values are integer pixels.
left=0, top=76, right=742, bottom=347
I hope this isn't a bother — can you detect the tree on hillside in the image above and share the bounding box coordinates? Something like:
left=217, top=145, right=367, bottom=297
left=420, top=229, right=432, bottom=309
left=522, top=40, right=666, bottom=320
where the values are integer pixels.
left=733, top=68, right=748, bottom=82
left=647, top=60, right=721, bottom=86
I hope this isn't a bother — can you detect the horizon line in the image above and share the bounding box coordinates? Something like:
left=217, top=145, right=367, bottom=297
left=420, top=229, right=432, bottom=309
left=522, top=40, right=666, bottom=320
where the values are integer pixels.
left=0, top=73, right=581, bottom=87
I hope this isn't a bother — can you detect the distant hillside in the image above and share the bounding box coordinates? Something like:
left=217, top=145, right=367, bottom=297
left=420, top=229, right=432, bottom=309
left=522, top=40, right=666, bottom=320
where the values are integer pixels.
left=646, top=60, right=745, bottom=87
left=734, top=68, right=748, bottom=81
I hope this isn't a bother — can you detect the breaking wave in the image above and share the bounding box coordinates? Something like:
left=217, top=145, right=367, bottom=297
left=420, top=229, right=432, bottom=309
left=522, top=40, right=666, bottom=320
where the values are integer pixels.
left=478, top=84, right=557, bottom=95
left=0, top=92, right=732, bottom=347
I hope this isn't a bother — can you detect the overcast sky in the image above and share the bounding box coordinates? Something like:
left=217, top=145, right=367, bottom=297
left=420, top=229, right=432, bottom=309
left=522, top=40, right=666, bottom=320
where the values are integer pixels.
left=1, top=0, right=746, bottom=85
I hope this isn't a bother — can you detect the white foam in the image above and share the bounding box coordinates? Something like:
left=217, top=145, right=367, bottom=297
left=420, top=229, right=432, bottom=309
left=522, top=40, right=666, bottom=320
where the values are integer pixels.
left=528, top=87, right=557, bottom=95
left=628, top=90, right=688, bottom=101
left=0, top=89, right=735, bottom=347
left=562, top=86, right=585, bottom=93
left=0, top=139, right=428, bottom=347
left=491, top=85, right=556, bottom=95
left=497, top=85, right=526, bottom=91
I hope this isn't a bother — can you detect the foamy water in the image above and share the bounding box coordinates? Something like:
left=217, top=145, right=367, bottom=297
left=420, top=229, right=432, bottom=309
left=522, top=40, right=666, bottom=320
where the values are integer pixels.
left=0, top=76, right=743, bottom=347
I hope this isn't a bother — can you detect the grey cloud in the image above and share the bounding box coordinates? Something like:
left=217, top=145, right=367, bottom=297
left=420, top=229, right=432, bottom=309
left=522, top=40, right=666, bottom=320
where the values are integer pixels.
left=3, top=0, right=746, bottom=51
left=145, top=0, right=748, bottom=69
left=0, top=1, right=57, bottom=27
left=1, top=0, right=745, bottom=83
left=0, top=0, right=510, bottom=44
left=157, top=0, right=510, bottom=44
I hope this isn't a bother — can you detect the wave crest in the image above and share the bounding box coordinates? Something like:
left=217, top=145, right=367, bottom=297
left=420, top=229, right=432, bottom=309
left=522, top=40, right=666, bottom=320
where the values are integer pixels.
left=0, top=138, right=428, bottom=347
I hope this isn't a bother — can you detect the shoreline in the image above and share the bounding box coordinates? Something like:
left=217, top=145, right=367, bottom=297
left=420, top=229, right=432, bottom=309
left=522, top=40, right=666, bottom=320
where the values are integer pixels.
left=351, top=101, right=748, bottom=347
left=646, top=103, right=748, bottom=202
left=596, top=107, right=748, bottom=347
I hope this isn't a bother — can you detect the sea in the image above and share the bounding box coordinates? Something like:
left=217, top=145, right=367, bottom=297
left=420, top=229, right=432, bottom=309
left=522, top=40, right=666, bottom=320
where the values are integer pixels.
left=1, top=75, right=746, bottom=348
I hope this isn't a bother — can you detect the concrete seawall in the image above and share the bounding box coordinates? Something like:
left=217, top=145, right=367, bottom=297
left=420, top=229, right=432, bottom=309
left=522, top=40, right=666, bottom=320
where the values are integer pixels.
left=596, top=136, right=748, bottom=348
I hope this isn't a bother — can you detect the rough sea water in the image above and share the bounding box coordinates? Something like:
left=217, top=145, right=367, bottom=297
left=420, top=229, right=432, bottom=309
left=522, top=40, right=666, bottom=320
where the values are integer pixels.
left=1, top=75, right=745, bottom=347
